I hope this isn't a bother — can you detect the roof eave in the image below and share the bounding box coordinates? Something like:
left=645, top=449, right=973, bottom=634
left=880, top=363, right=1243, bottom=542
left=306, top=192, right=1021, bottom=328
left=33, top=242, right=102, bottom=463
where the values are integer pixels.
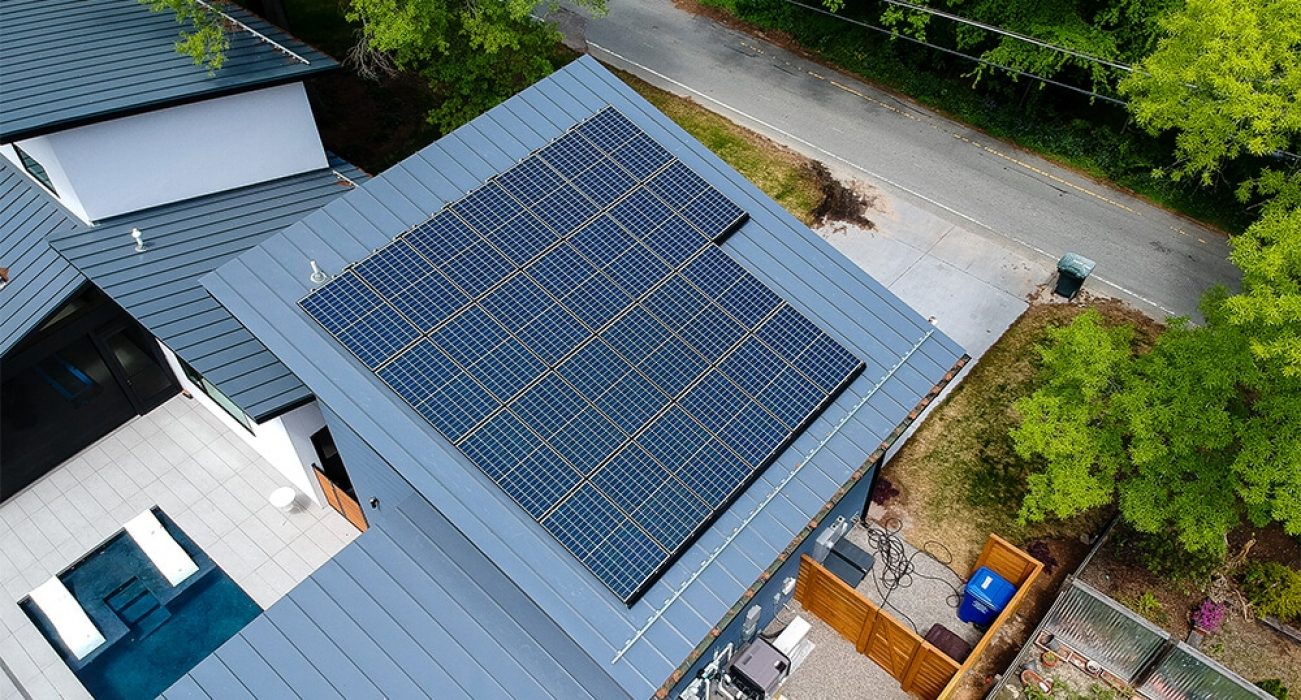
left=0, top=64, right=337, bottom=143
left=652, top=352, right=973, bottom=698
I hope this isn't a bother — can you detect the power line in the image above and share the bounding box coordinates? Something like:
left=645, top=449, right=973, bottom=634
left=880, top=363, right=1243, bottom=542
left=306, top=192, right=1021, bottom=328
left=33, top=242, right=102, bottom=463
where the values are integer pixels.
left=776, top=0, right=1128, bottom=105
left=877, top=0, right=1138, bottom=74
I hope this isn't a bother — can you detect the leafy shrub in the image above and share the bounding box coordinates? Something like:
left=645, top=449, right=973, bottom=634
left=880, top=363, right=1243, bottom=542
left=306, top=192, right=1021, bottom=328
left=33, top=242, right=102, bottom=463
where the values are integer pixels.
left=1191, top=599, right=1226, bottom=633
left=1114, top=527, right=1222, bottom=584
left=1241, top=562, right=1301, bottom=622
left=1026, top=541, right=1059, bottom=574
left=1257, top=679, right=1289, bottom=699
left=1128, top=590, right=1168, bottom=625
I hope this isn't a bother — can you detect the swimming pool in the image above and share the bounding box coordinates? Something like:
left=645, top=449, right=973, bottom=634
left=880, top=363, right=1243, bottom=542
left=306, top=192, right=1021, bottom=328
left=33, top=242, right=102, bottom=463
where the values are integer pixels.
left=21, top=509, right=260, bottom=700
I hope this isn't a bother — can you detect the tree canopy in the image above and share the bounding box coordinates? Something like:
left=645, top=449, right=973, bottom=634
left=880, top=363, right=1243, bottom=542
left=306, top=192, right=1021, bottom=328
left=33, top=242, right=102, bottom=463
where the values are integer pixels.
left=140, top=0, right=231, bottom=73
left=1013, top=297, right=1301, bottom=555
left=346, top=0, right=604, bottom=132
left=867, top=0, right=1175, bottom=94
left=1119, top=0, right=1301, bottom=184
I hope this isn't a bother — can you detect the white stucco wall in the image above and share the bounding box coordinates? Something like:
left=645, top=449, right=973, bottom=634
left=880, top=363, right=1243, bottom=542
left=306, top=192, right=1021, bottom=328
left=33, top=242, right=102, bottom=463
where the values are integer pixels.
left=9, top=83, right=326, bottom=223
left=156, top=342, right=326, bottom=507
left=0, top=142, right=87, bottom=220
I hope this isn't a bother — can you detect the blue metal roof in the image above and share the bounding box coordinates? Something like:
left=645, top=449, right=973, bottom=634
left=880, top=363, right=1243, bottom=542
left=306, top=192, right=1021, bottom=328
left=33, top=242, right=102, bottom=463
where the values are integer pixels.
left=195, top=56, right=965, bottom=696
left=0, top=159, right=86, bottom=355
left=0, top=0, right=337, bottom=142
left=46, top=156, right=365, bottom=421
left=165, top=492, right=627, bottom=700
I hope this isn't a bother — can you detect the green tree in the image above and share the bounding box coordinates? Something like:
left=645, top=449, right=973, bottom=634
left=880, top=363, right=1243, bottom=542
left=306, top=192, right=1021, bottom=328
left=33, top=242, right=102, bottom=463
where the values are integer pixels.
left=1119, top=0, right=1301, bottom=184
left=1013, top=299, right=1301, bottom=554
left=1223, top=203, right=1301, bottom=375
left=1010, top=310, right=1129, bottom=523
left=346, top=0, right=604, bottom=133
left=864, top=0, right=1175, bottom=93
left=140, top=0, right=231, bottom=73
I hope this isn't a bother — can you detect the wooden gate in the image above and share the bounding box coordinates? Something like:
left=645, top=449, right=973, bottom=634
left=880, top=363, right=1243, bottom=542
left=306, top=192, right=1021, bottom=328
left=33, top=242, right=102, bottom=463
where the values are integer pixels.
left=313, top=466, right=367, bottom=532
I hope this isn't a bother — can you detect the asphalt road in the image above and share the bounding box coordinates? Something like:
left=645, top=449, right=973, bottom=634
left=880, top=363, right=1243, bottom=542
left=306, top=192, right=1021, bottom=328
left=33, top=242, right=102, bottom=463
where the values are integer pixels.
left=559, top=0, right=1241, bottom=319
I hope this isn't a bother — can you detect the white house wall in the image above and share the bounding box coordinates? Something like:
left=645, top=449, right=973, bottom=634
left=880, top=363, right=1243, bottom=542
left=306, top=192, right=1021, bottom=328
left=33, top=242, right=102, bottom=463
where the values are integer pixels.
left=0, top=142, right=88, bottom=221
left=156, top=342, right=326, bottom=507
left=14, top=83, right=326, bottom=222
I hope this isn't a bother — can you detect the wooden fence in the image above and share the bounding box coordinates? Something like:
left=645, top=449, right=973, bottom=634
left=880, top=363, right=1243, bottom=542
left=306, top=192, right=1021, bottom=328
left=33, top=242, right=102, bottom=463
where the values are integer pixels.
left=795, top=533, right=1042, bottom=700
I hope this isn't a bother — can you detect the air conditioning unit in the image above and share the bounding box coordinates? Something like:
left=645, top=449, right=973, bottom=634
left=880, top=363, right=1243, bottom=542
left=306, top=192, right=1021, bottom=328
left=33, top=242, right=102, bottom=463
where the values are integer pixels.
left=811, top=516, right=849, bottom=562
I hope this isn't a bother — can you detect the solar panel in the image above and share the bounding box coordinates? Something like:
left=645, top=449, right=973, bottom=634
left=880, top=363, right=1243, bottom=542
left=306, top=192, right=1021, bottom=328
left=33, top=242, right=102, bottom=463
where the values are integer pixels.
left=300, top=106, right=863, bottom=604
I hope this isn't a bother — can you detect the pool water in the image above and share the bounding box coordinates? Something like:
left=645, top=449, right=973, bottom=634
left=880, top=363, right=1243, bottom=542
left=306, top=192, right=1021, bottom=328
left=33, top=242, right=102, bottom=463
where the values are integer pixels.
left=78, top=572, right=259, bottom=700
left=21, top=510, right=261, bottom=700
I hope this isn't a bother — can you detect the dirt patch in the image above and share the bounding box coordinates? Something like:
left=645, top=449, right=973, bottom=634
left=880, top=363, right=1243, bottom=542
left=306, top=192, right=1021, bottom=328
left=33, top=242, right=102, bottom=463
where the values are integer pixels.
left=808, top=162, right=875, bottom=228
left=877, top=300, right=1159, bottom=573
left=873, top=299, right=1162, bottom=698
left=1081, top=533, right=1301, bottom=692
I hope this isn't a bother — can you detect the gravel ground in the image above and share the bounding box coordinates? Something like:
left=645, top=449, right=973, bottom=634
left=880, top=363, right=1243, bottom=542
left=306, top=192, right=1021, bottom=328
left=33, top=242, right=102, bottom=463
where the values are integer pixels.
left=843, top=524, right=983, bottom=647
left=767, top=601, right=911, bottom=700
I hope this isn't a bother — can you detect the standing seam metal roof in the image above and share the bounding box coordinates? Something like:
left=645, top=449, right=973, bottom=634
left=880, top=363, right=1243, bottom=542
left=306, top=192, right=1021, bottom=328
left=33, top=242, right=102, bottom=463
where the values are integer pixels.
left=191, top=56, right=965, bottom=697
left=0, top=159, right=86, bottom=355
left=164, top=491, right=627, bottom=700
left=45, top=156, right=366, bottom=421
left=0, top=0, right=337, bottom=142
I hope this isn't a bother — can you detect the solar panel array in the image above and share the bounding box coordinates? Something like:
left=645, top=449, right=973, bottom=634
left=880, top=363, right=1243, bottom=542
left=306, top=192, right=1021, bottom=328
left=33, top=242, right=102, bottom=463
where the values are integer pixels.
left=300, top=108, right=864, bottom=604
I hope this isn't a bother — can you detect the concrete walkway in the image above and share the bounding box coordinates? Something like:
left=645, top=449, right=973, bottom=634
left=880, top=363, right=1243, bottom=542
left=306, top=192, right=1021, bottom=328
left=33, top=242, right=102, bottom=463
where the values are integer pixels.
left=818, top=186, right=1041, bottom=359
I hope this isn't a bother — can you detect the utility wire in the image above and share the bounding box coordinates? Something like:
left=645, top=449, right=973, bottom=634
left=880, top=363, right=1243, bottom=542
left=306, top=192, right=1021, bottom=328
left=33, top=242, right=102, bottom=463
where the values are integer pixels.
left=775, top=0, right=1129, bottom=105
left=876, top=0, right=1139, bottom=74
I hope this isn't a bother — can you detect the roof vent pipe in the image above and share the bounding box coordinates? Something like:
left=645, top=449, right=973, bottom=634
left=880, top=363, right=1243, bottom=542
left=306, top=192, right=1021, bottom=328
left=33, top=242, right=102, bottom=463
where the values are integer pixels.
left=309, top=260, right=329, bottom=285
left=130, top=228, right=147, bottom=253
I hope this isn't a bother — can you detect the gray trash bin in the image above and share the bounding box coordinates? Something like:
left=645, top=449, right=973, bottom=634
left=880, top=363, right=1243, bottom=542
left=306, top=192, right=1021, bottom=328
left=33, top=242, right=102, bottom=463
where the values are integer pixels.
left=1054, top=253, right=1096, bottom=299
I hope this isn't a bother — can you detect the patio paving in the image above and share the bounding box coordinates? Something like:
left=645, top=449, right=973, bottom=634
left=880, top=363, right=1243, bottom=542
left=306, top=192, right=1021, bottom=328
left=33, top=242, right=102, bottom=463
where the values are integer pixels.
left=0, top=394, right=358, bottom=699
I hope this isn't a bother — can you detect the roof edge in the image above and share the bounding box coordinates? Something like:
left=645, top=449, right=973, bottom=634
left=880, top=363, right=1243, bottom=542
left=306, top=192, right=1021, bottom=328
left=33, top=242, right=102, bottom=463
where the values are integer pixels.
left=653, top=352, right=972, bottom=697
left=0, top=69, right=336, bottom=143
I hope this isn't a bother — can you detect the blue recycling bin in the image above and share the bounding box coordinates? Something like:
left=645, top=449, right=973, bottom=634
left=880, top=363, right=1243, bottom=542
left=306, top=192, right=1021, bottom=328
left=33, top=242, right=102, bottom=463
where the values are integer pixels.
left=958, top=566, right=1016, bottom=626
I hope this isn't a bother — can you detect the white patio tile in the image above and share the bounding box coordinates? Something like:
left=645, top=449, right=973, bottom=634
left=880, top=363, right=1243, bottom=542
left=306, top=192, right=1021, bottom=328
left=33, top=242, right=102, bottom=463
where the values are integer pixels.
left=47, top=665, right=93, bottom=700
left=0, top=396, right=357, bottom=698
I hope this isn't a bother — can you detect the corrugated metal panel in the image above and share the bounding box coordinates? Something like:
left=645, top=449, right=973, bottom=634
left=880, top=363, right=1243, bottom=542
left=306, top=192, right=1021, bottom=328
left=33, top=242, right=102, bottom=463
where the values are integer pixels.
left=1046, top=579, right=1166, bottom=679
left=199, top=55, right=965, bottom=696
left=0, top=0, right=336, bottom=141
left=46, top=156, right=365, bottom=421
left=0, top=160, right=86, bottom=355
left=1141, top=644, right=1273, bottom=700
left=171, top=493, right=629, bottom=699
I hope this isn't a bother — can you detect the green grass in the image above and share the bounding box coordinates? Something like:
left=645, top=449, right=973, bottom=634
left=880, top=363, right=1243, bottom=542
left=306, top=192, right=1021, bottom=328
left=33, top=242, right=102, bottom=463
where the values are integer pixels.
left=694, top=0, right=1253, bottom=234
left=880, top=300, right=1161, bottom=567
left=618, top=71, right=825, bottom=224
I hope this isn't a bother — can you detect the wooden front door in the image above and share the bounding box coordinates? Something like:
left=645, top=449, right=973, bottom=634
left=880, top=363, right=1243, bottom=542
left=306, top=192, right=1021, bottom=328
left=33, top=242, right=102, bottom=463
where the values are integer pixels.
left=314, top=465, right=367, bottom=532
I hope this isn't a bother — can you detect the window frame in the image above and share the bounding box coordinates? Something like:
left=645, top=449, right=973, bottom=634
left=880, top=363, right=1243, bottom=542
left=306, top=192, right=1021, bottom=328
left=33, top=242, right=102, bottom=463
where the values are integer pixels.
left=179, top=359, right=255, bottom=433
left=13, top=144, right=58, bottom=196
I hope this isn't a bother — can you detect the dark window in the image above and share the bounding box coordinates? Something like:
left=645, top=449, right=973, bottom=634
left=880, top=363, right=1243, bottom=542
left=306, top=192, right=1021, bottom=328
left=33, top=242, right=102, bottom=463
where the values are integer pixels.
left=13, top=144, right=57, bottom=196
left=179, top=359, right=254, bottom=432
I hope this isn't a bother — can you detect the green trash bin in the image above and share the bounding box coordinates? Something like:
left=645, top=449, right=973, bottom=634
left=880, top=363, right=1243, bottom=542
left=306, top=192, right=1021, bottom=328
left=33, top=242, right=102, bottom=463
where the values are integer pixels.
left=1055, top=253, right=1095, bottom=299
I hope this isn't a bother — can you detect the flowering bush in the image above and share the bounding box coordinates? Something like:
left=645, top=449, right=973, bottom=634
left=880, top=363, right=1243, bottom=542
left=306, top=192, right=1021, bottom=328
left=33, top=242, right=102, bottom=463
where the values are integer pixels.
left=1192, top=598, right=1227, bottom=633
left=871, top=477, right=900, bottom=506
